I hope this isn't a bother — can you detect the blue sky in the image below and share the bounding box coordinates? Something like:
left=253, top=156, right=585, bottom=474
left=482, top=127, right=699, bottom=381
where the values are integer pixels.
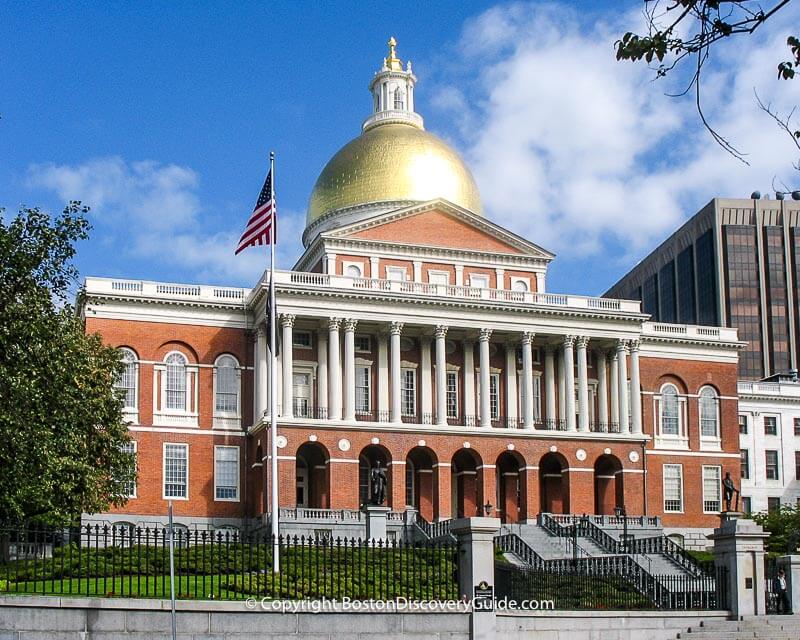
left=2, top=1, right=798, bottom=296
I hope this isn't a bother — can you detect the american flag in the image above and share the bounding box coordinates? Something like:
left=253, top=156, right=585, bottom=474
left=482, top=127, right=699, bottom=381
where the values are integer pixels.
left=235, top=169, right=275, bottom=254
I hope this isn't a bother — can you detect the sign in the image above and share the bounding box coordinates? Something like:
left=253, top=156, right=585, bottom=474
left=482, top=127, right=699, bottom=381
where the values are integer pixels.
left=473, top=580, right=494, bottom=612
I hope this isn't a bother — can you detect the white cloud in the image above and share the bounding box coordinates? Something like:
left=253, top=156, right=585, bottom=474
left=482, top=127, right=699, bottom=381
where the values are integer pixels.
left=433, top=2, right=799, bottom=266
left=27, top=157, right=306, bottom=284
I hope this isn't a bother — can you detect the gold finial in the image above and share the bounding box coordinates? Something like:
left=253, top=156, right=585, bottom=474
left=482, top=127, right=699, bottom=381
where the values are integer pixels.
left=385, top=36, right=402, bottom=71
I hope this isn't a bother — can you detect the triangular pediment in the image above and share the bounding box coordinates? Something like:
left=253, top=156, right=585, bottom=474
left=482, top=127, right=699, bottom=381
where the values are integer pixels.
left=326, top=199, right=554, bottom=259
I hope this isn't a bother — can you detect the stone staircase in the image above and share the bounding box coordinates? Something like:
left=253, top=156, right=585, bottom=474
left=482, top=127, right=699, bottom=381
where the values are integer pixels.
left=677, top=615, right=800, bottom=639
left=500, top=522, right=583, bottom=560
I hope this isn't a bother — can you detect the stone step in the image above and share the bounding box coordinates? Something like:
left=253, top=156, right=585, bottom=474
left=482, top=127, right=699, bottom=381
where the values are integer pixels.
left=680, top=632, right=797, bottom=640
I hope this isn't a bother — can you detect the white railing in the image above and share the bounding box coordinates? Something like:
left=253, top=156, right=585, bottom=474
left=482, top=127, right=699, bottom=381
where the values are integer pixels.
left=87, top=272, right=644, bottom=314
left=85, top=277, right=250, bottom=305
left=738, top=380, right=800, bottom=397
left=277, top=508, right=406, bottom=522
left=642, top=321, right=738, bottom=342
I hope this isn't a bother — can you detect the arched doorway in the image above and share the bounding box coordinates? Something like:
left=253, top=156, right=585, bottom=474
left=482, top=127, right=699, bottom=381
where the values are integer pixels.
left=594, top=454, right=624, bottom=515
left=451, top=449, right=482, bottom=518
left=358, top=444, right=392, bottom=507
left=496, top=451, right=526, bottom=524
left=296, top=442, right=329, bottom=509
left=406, top=446, right=437, bottom=521
left=539, top=452, right=569, bottom=514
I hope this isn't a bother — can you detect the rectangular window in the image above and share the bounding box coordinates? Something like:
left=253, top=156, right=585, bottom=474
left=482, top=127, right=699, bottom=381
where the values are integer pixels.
left=446, top=371, right=458, bottom=419
left=490, top=373, right=500, bottom=420
left=120, top=441, right=137, bottom=498
left=354, top=335, right=371, bottom=352
left=163, top=444, right=188, bottom=499
left=356, top=366, right=371, bottom=414
left=293, top=331, right=312, bottom=348
left=401, top=369, right=416, bottom=417
left=532, top=376, right=542, bottom=422
left=292, top=372, right=312, bottom=418
left=739, top=414, right=748, bottom=434
left=741, top=449, right=750, bottom=479
left=214, top=446, right=239, bottom=501
left=677, top=245, right=696, bottom=324
left=386, top=266, right=407, bottom=282
left=765, top=416, right=778, bottom=436
left=796, top=451, right=800, bottom=481
left=765, top=450, right=780, bottom=480
left=768, top=497, right=781, bottom=513
left=663, top=464, right=683, bottom=512
left=795, top=418, right=800, bottom=436
left=702, top=466, right=721, bottom=513
left=742, top=496, right=752, bottom=514
left=428, top=271, right=450, bottom=285
left=470, top=274, right=489, bottom=289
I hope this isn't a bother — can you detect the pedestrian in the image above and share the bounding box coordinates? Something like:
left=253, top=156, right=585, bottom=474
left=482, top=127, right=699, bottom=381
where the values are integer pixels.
left=773, top=568, right=792, bottom=615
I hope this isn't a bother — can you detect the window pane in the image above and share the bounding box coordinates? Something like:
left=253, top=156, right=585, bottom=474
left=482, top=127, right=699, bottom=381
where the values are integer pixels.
left=765, top=416, right=778, bottom=435
left=120, top=441, right=137, bottom=497
left=215, top=447, right=239, bottom=500
left=661, top=386, right=679, bottom=435
left=215, top=356, right=238, bottom=413
left=741, top=450, right=750, bottom=479
left=356, top=366, right=370, bottom=414
left=446, top=371, right=458, bottom=419
left=402, top=369, right=416, bottom=416
left=765, top=450, right=779, bottom=480
left=165, top=353, right=187, bottom=410
left=116, top=349, right=137, bottom=409
left=738, top=415, right=748, bottom=434
left=702, top=466, right=721, bottom=512
left=164, top=444, right=188, bottom=498
left=699, top=388, right=718, bottom=437
left=663, top=464, right=682, bottom=512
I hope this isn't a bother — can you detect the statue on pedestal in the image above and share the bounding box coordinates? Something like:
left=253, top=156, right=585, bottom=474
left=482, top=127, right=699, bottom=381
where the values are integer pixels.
left=723, top=471, right=739, bottom=512
left=370, top=462, right=387, bottom=505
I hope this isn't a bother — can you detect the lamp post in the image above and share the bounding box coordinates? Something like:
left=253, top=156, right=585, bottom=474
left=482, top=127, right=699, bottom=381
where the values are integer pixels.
left=615, top=505, right=628, bottom=552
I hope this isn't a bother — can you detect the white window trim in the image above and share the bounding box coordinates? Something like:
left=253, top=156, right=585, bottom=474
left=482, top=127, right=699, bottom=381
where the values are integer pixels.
left=342, top=261, right=364, bottom=278
left=698, top=387, right=721, bottom=451
left=214, top=445, right=240, bottom=502
left=118, top=348, right=139, bottom=423
left=121, top=440, right=137, bottom=499
left=386, top=266, right=408, bottom=282
left=401, top=367, right=417, bottom=417
left=654, top=386, right=688, bottom=450
left=446, top=370, right=459, bottom=419
left=510, top=276, right=530, bottom=292
left=764, top=415, right=780, bottom=437
left=356, top=364, right=371, bottom=415
left=154, top=351, right=198, bottom=427
left=427, top=269, right=450, bottom=285
left=469, top=273, right=490, bottom=289
left=662, top=463, right=684, bottom=513
left=765, top=449, right=781, bottom=482
left=702, top=465, right=722, bottom=514
left=292, top=366, right=315, bottom=418
left=213, top=355, right=241, bottom=430
left=162, top=443, right=189, bottom=501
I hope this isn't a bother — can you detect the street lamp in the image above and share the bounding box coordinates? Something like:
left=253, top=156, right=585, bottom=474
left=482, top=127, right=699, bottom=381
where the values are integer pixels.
left=483, top=501, right=493, bottom=517
left=615, top=505, right=628, bottom=552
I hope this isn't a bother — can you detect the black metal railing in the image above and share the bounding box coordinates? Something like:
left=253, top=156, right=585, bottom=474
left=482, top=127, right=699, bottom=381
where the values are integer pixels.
left=495, top=560, right=728, bottom=611
left=538, top=419, right=567, bottom=431
left=589, top=422, right=621, bottom=433
left=0, top=526, right=458, bottom=601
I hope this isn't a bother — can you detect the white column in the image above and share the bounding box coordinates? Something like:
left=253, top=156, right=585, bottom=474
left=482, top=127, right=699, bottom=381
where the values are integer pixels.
left=609, top=350, right=620, bottom=428
left=521, top=332, right=535, bottom=429
left=316, top=329, right=328, bottom=419
left=343, top=319, right=357, bottom=421
left=413, top=260, right=422, bottom=282
left=463, top=340, right=475, bottom=424
left=617, top=340, right=630, bottom=434
left=378, top=332, right=389, bottom=420
left=563, top=336, right=576, bottom=431
left=596, top=349, right=608, bottom=427
left=535, top=272, right=545, bottom=293
left=544, top=344, right=556, bottom=428
left=576, top=336, right=589, bottom=432
left=256, top=325, right=268, bottom=421
left=421, top=336, right=433, bottom=422
left=369, top=256, right=379, bottom=279
left=495, top=268, right=505, bottom=289
left=479, top=328, right=493, bottom=428
left=557, top=349, right=566, bottom=427
left=455, top=265, right=464, bottom=287
left=325, top=253, right=337, bottom=275
left=629, top=340, right=643, bottom=435
left=435, top=325, right=448, bottom=426
left=280, top=314, right=295, bottom=418
left=505, top=340, right=518, bottom=428
left=328, top=318, right=342, bottom=420
left=390, top=322, right=403, bottom=424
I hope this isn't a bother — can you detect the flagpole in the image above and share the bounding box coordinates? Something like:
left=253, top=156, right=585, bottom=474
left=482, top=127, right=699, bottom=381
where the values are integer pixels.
left=268, top=150, right=280, bottom=574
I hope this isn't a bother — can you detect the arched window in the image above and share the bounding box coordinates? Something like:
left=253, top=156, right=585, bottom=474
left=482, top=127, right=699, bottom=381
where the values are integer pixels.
left=660, top=384, right=679, bottom=435
left=345, top=264, right=362, bottom=278
left=699, top=386, right=720, bottom=440
left=116, top=348, right=138, bottom=411
left=165, top=352, right=188, bottom=411
left=393, top=89, right=405, bottom=110
left=406, top=460, right=416, bottom=507
left=214, top=355, right=239, bottom=416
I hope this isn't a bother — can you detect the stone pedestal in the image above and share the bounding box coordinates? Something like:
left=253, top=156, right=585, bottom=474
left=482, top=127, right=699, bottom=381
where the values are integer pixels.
left=708, top=512, right=769, bottom=616
left=362, top=504, right=390, bottom=542
left=778, top=555, right=800, bottom=614
left=450, top=517, right=501, bottom=640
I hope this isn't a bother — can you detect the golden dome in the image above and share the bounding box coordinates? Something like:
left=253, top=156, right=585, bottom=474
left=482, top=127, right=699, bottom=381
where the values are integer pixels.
left=306, top=123, right=483, bottom=225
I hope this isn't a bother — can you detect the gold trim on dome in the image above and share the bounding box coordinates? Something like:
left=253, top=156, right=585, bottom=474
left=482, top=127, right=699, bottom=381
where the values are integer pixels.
left=307, top=124, right=483, bottom=224
left=385, top=36, right=403, bottom=71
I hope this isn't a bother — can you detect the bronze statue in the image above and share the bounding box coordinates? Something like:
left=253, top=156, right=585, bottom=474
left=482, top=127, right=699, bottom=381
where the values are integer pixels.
left=370, top=462, right=387, bottom=505
left=723, top=471, right=739, bottom=512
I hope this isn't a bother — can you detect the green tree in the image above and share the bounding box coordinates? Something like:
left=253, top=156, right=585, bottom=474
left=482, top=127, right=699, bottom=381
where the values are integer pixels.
left=752, top=504, right=800, bottom=553
left=616, top=1, right=798, bottom=171
left=0, top=203, right=135, bottom=526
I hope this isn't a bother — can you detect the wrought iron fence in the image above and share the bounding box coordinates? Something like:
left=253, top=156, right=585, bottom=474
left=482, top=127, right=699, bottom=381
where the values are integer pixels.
left=0, top=527, right=458, bottom=601
left=495, top=560, right=729, bottom=611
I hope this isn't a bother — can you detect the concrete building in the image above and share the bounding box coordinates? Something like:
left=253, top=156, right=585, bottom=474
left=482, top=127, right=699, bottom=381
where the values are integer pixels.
left=738, top=373, right=800, bottom=514
left=80, top=39, right=743, bottom=543
left=605, top=197, right=800, bottom=380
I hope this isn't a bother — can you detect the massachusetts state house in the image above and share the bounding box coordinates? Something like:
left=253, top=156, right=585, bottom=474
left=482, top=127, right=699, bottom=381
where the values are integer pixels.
left=81, top=39, right=743, bottom=546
